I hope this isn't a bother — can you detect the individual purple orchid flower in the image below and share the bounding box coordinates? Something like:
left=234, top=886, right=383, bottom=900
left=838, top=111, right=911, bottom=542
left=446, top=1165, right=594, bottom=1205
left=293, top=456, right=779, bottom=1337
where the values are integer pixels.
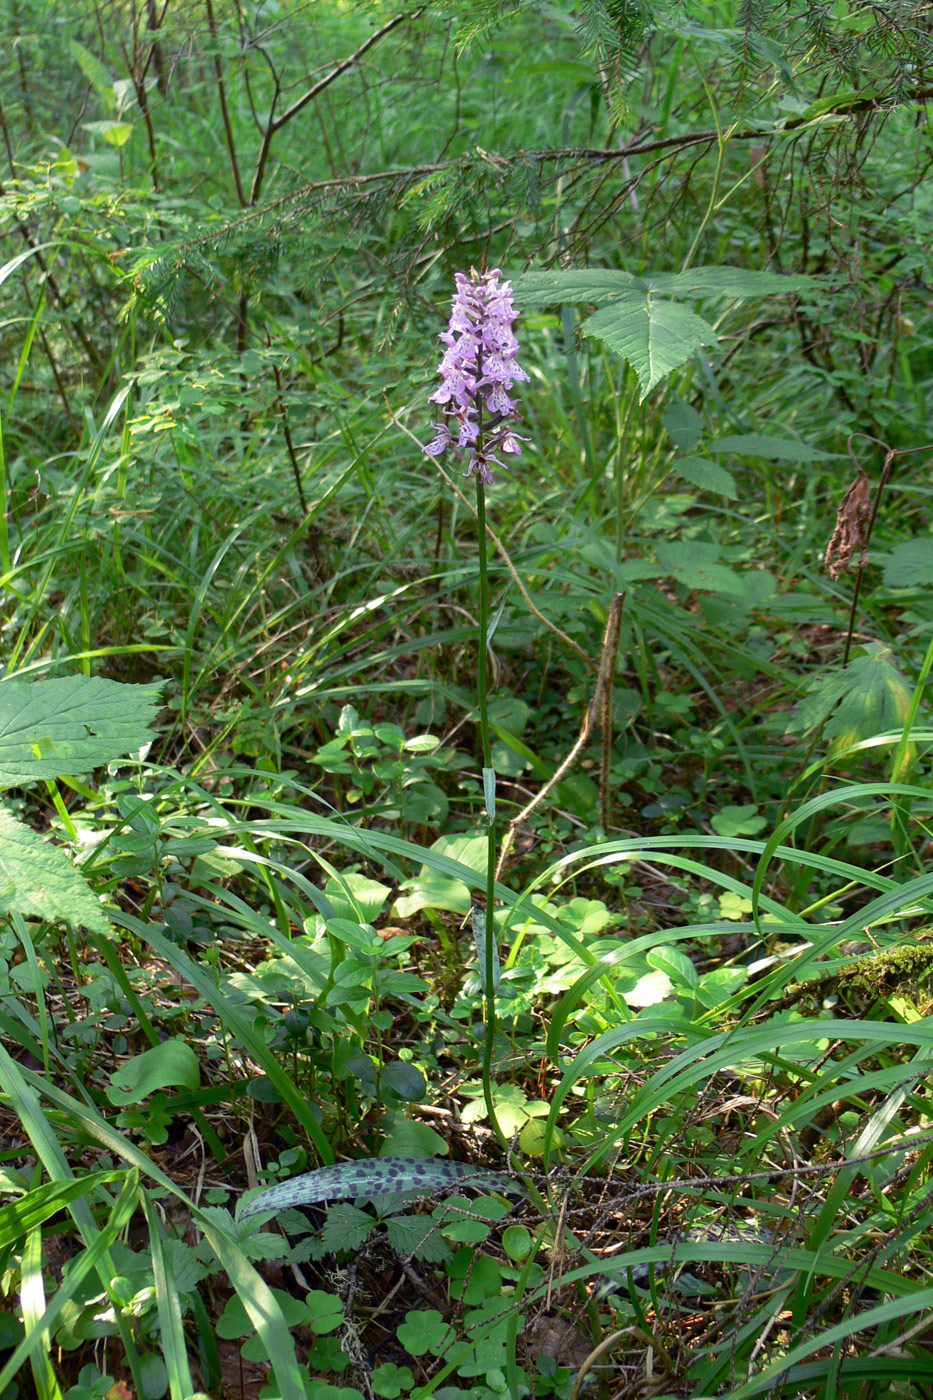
left=424, top=267, right=529, bottom=485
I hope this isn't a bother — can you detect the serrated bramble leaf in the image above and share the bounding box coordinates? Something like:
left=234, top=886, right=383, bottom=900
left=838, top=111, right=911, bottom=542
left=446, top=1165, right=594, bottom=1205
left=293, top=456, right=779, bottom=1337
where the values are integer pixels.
left=708, top=434, right=835, bottom=462
left=882, top=537, right=933, bottom=589
left=663, top=397, right=704, bottom=453
left=583, top=299, right=717, bottom=399
left=510, top=268, right=644, bottom=307
left=672, top=456, right=737, bottom=498
left=319, top=1203, right=377, bottom=1254
left=0, top=676, right=163, bottom=788
left=0, top=808, right=110, bottom=932
left=239, top=1158, right=523, bottom=1218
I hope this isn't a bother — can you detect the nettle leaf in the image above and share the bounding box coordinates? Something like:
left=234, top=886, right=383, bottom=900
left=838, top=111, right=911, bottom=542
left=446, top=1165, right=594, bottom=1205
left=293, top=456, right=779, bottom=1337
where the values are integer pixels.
left=672, top=456, right=737, bottom=498
left=881, top=537, right=933, bottom=589
left=0, top=675, right=163, bottom=788
left=582, top=298, right=717, bottom=400
left=663, top=397, right=704, bottom=453
left=106, top=1038, right=200, bottom=1104
left=239, top=1158, right=523, bottom=1219
left=789, top=645, right=918, bottom=757
left=0, top=807, right=110, bottom=932
left=707, top=434, right=835, bottom=462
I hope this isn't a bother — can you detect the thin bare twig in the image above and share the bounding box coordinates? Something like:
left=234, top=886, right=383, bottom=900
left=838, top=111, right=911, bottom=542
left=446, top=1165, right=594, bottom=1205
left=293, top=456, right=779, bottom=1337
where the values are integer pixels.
left=497, top=594, right=625, bottom=879
left=205, top=0, right=246, bottom=206
left=249, top=7, right=427, bottom=205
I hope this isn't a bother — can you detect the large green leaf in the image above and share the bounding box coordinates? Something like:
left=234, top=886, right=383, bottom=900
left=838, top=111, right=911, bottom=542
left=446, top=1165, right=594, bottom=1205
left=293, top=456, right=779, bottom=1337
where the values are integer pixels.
left=0, top=808, right=110, bottom=933
left=881, top=536, right=933, bottom=588
left=708, top=434, right=835, bottom=461
left=69, top=40, right=117, bottom=112
left=511, top=265, right=822, bottom=308
left=511, top=264, right=826, bottom=398
left=655, top=265, right=826, bottom=297
left=583, top=298, right=717, bottom=399
left=789, top=644, right=918, bottom=756
left=672, top=456, right=737, bottom=498
left=656, top=541, right=747, bottom=596
left=0, top=675, right=163, bottom=788
left=106, top=1039, right=201, bottom=1105
left=510, top=268, right=644, bottom=307
left=663, top=397, right=704, bottom=453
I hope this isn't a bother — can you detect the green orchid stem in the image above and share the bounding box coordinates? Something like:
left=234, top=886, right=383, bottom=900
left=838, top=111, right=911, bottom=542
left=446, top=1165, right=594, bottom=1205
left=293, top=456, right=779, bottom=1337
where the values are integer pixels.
left=475, top=477, right=506, bottom=1154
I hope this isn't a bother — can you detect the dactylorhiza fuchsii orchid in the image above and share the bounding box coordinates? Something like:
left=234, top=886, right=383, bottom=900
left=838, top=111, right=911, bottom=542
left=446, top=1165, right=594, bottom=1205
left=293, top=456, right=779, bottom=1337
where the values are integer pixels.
left=424, top=268, right=530, bottom=484
left=421, top=267, right=533, bottom=1154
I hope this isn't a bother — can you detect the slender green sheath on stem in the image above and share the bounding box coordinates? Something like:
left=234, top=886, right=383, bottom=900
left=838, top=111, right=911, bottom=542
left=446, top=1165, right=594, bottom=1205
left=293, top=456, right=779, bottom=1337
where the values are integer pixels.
left=475, top=477, right=505, bottom=1150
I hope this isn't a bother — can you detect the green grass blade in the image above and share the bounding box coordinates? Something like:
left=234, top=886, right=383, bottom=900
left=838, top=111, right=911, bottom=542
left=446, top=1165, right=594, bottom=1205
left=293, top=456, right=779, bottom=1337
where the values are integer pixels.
left=724, top=1286, right=933, bottom=1399
left=21, top=1226, right=62, bottom=1400
left=0, top=1042, right=147, bottom=1394
left=0, top=1173, right=140, bottom=1396
left=14, top=1062, right=307, bottom=1400
left=0, top=1171, right=129, bottom=1247
left=143, top=1194, right=195, bottom=1400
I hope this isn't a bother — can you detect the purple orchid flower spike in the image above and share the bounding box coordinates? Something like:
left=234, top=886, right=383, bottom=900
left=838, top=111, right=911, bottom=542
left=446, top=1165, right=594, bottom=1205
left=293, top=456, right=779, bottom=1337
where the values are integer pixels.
left=424, top=267, right=530, bottom=485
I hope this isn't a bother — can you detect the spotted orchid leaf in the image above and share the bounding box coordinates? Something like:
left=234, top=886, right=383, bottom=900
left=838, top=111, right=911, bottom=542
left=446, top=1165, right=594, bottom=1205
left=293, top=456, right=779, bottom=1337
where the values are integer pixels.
left=239, top=1157, right=524, bottom=1218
